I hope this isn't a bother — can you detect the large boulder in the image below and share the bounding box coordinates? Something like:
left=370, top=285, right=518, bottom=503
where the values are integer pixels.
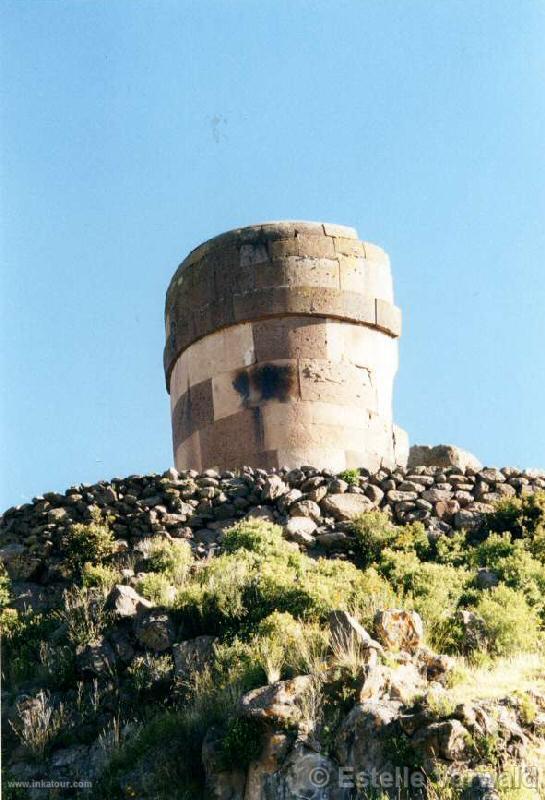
left=374, top=609, right=424, bottom=653
left=239, top=676, right=313, bottom=725
left=135, top=609, right=175, bottom=652
left=106, top=585, right=152, bottom=618
left=320, top=494, right=372, bottom=521
left=412, top=719, right=469, bottom=761
left=335, top=699, right=403, bottom=785
left=408, top=444, right=482, bottom=471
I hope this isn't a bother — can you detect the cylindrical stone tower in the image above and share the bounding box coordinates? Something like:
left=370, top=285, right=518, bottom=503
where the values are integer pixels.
left=164, top=221, right=408, bottom=473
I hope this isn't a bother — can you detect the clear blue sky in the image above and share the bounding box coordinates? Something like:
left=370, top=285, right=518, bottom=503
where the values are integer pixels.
left=1, top=0, right=544, bottom=509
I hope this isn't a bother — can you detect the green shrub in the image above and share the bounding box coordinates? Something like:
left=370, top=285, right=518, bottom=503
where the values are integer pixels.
left=352, top=512, right=431, bottom=569
left=433, top=531, right=470, bottom=567
left=145, top=539, right=192, bottom=584
left=222, top=519, right=286, bottom=557
left=475, top=586, right=541, bottom=657
left=351, top=511, right=397, bottom=566
left=93, top=711, right=205, bottom=799
left=64, top=507, right=116, bottom=569
left=176, top=527, right=393, bottom=637
left=485, top=490, right=545, bottom=542
left=2, top=611, right=60, bottom=687
left=82, top=563, right=120, bottom=591
left=136, top=573, right=175, bottom=606
left=471, top=534, right=545, bottom=617
left=252, top=611, right=328, bottom=681
left=0, top=566, right=11, bottom=608
left=338, top=468, right=360, bottom=486
left=406, top=562, right=470, bottom=651
left=56, top=587, right=111, bottom=648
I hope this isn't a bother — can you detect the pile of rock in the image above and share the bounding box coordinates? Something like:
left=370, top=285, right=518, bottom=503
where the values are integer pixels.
left=204, top=609, right=539, bottom=800
left=2, top=464, right=544, bottom=592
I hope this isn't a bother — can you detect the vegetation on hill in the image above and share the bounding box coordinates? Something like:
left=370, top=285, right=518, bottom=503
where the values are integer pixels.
left=2, top=491, right=545, bottom=798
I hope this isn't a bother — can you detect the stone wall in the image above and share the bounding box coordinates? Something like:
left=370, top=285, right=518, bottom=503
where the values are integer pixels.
left=2, top=465, right=544, bottom=585
left=164, top=222, right=408, bottom=473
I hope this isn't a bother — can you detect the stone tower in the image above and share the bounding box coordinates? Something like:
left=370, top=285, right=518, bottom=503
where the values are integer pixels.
left=164, top=221, right=408, bottom=473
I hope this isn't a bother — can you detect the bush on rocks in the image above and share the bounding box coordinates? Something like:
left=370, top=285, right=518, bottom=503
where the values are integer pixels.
left=63, top=508, right=116, bottom=570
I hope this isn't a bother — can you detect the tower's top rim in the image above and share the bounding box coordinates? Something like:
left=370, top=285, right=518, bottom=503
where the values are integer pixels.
left=180, top=220, right=359, bottom=263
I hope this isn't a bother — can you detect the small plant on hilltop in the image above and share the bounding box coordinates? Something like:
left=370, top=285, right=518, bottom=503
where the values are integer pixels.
left=351, top=511, right=431, bottom=568
left=64, top=507, right=116, bottom=570
left=145, top=538, right=192, bottom=584
left=338, top=468, right=360, bottom=486
left=222, top=518, right=286, bottom=556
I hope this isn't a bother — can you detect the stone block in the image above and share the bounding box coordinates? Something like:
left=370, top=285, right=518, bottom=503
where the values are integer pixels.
left=323, top=222, right=358, bottom=239
left=175, top=430, right=202, bottom=471
left=333, top=236, right=365, bottom=258
left=375, top=299, right=402, bottom=337
left=362, top=241, right=390, bottom=265
left=240, top=243, right=269, bottom=266
left=252, top=316, right=330, bottom=362
left=339, top=256, right=367, bottom=293
left=298, top=359, right=376, bottom=408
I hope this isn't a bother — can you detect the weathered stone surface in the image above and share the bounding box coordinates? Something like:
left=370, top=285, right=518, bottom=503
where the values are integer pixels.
left=374, top=609, right=424, bottom=653
left=135, top=609, right=175, bottom=652
left=412, top=719, right=469, bottom=761
left=321, top=493, right=372, bottom=520
left=239, top=675, right=313, bottom=724
left=284, top=516, right=317, bottom=544
left=106, top=585, right=152, bottom=618
left=329, top=609, right=381, bottom=653
left=408, top=444, right=482, bottom=471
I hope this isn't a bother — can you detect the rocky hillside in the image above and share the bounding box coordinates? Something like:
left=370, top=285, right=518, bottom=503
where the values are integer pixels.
left=2, top=463, right=545, bottom=799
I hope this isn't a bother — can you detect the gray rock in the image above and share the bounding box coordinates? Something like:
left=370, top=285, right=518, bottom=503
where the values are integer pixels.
left=289, top=499, right=321, bottom=521
left=106, top=585, right=152, bottom=618
left=320, top=493, right=372, bottom=521
left=374, top=609, right=424, bottom=653
left=329, top=610, right=382, bottom=653
left=76, top=638, right=116, bottom=676
left=475, top=568, right=499, bottom=589
left=135, top=610, right=175, bottom=652
left=421, top=487, right=453, bottom=503
left=262, top=475, right=288, bottom=501
left=240, top=675, right=313, bottom=724
left=328, top=478, right=348, bottom=494
left=364, top=484, right=384, bottom=505
left=412, top=719, right=469, bottom=761
left=284, top=516, right=317, bottom=545
left=408, top=444, right=482, bottom=471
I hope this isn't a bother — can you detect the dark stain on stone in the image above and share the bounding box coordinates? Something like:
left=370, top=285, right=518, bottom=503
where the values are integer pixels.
left=233, top=370, right=250, bottom=399
left=252, top=363, right=296, bottom=402
left=251, top=406, right=264, bottom=448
